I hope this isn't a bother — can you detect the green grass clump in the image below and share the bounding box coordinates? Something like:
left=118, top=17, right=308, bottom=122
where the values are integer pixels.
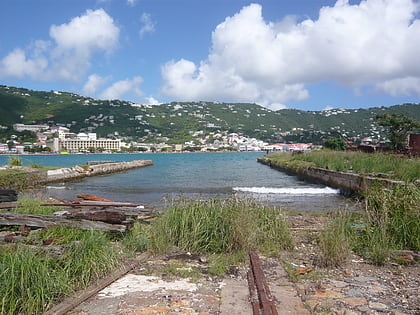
left=316, top=184, right=419, bottom=266
left=8, top=156, right=22, bottom=166
left=121, top=222, right=149, bottom=254
left=1, top=226, right=123, bottom=314
left=316, top=214, right=353, bottom=267
left=364, top=184, right=419, bottom=252
left=266, top=151, right=420, bottom=182
left=13, top=195, right=59, bottom=215
left=149, top=197, right=293, bottom=257
left=61, top=230, right=121, bottom=287
left=0, top=247, right=70, bottom=315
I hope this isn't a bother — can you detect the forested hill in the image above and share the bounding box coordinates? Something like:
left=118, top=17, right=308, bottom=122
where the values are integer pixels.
left=0, top=85, right=419, bottom=144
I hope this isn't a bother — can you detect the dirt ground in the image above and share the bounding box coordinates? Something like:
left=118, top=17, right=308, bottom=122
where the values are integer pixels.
left=64, top=213, right=418, bottom=314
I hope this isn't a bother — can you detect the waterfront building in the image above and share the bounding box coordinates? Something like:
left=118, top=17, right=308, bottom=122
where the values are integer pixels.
left=46, top=136, right=121, bottom=153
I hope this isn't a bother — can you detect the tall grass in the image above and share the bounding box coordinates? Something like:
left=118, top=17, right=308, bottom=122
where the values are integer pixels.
left=267, top=151, right=420, bottom=182
left=316, top=213, right=353, bottom=267
left=364, top=184, right=419, bottom=251
left=317, top=184, right=419, bottom=266
left=149, top=197, right=293, bottom=257
left=0, top=247, right=69, bottom=315
left=1, top=226, right=123, bottom=314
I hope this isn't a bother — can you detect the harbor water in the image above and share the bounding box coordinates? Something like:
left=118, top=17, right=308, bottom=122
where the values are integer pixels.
left=0, top=152, right=358, bottom=212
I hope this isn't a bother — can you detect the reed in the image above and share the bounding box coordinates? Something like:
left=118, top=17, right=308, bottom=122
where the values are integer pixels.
left=1, top=226, right=123, bottom=314
left=316, top=213, right=352, bottom=267
left=149, top=197, right=293, bottom=257
left=0, top=246, right=70, bottom=315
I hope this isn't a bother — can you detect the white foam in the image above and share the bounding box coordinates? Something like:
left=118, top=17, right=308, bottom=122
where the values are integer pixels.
left=233, top=186, right=339, bottom=195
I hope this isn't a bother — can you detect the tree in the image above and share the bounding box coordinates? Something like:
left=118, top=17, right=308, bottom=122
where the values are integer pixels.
left=323, top=137, right=347, bottom=151
left=376, top=113, right=420, bottom=151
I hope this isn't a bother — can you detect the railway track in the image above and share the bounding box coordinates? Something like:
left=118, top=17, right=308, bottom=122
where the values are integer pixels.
left=248, top=251, right=278, bottom=315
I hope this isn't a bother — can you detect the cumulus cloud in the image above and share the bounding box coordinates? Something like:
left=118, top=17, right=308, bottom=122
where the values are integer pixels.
left=145, top=96, right=161, bottom=105
left=139, top=13, right=156, bottom=38
left=376, top=76, right=420, bottom=96
left=99, top=76, right=144, bottom=100
left=82, top=74, right=108, bottom=96
left=0, top=9, right=119, bottom=82
left=161, top=0, right=420, bottom=108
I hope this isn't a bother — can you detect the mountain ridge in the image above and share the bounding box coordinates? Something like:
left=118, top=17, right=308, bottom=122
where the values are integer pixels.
left=1, top=85, right=419, bottom=144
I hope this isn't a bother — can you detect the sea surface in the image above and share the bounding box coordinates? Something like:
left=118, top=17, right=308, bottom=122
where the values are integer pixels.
left=0, top=152, right=358, bottom=212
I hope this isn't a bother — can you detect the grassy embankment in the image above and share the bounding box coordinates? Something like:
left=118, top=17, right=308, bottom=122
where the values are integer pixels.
left=0, top=157, right=61, bottom=190
left=264, top=151, right=419, bottom=266
left=265, top=150, right=419, bottom=182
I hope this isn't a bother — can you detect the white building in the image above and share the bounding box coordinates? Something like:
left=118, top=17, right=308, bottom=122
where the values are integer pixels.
left=46, top=133, right=121, bottom=153
left=13, top=124, right=49, bottom=132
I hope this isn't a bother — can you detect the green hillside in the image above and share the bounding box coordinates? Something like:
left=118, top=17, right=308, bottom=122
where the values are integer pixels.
left=0, top=85, right=419, bottom=144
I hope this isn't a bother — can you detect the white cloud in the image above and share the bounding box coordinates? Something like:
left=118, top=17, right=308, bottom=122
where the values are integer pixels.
left=376, top=76, right=420, bottom=96
left=139, top=13, right=156, bottom=38
left=0, top=48, right=48, bottom=78
left=99, top=76, right=144, bottom=100
left=127, top=0, right=138, bottom=6
left=82, top=74, right=108, bottom=96
left=145, top=96, right=161, bottom=105
left=0, top=9, right=119, bottom=82
left=161, top=0, right=420, bottom=108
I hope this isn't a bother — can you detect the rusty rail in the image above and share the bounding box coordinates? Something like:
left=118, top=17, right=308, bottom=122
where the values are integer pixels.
left=248, top=251, right=278, bottom=315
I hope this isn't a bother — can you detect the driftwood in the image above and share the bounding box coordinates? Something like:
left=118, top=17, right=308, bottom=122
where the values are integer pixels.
left=41, top=202, right=141, bottom=207
left=64, top=209, right=126, bottom=224
left=76, top=194, right=114, bottom=202
left=0, top=212, right=127, bottom=232
left=0, top=189, right=17, bottom=202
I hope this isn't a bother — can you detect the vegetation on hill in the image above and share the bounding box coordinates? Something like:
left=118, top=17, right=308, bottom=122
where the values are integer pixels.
left=0, top=85, right=419, bottom=144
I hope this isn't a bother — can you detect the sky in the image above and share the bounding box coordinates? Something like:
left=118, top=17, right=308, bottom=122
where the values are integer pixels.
left=1, top=0, right=420, bottom=111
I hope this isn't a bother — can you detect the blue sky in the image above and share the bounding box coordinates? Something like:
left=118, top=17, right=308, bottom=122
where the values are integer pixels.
left=1, top=0, right=419, bottom=111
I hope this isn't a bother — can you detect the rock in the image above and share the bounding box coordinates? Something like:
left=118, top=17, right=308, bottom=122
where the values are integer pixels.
left=369, top=301, right=388, bottom=311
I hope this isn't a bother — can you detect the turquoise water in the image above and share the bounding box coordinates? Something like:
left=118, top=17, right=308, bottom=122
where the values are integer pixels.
left=0, top=152, right=356, bottom=211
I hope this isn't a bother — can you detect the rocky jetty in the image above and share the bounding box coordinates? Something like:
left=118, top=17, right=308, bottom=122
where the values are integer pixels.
left=44, top=159, right=153, bottom=184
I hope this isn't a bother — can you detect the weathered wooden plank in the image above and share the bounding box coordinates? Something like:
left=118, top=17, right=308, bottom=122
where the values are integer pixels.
left=0, top=213, right=127, bottom=232
left=76, top=194, right=114, bottom=202
left=0, top=189, right=18, bottom=202
left=41, top=202, right=141, bottom=207
left=65, top=209, right=126, bottom=224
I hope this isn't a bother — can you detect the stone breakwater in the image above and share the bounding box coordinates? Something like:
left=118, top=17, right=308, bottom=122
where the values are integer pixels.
left=257, top=156, right=405, bottom=195
left=44, top=160, right=153, bottom=184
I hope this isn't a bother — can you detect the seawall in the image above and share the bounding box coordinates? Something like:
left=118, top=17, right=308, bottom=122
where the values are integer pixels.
left=42, top=160, right=153, bottom=184
left=257, top=156, right=405, bottom=195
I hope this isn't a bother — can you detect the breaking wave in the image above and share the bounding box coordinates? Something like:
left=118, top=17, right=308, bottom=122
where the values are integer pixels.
left=233, top=186, right=339, bottom=195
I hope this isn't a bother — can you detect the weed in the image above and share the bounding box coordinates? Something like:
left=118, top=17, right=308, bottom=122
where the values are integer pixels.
left=316, top=214, right=352, bottom=267
left=122, top=222, right=149, bottom=254
left=8, top=156, right=22, bottom=166
left=149, top=197, right=292, bottom=256
left=14, top=194, right=59, bottom=215
left=0, top=246, right=70, bottom=315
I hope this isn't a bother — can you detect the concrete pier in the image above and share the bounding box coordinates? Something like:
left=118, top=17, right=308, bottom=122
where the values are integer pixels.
left=257, top=156, right=405, bottom=195
left=43, top=160, right=153, bottom=184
